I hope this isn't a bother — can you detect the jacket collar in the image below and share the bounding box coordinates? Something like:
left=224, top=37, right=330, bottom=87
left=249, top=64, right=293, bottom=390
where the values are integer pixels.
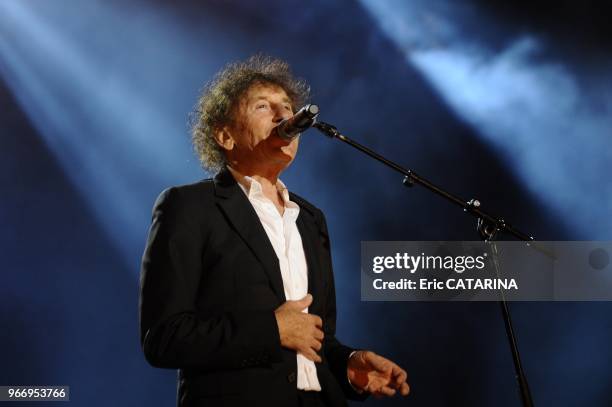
left=213, top=168, right=323, bottom=311
left=213, top=168, right=286, bottom=301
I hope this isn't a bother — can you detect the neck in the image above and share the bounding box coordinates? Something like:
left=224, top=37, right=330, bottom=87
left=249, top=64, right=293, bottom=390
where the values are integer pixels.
left=228, top=163, right=286, bottom=215
left=229, top=162, right=283, bottom=186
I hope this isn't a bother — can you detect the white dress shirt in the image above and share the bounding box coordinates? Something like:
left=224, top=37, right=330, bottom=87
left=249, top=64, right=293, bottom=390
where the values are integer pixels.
left=228, top=167, right=322, bottom=391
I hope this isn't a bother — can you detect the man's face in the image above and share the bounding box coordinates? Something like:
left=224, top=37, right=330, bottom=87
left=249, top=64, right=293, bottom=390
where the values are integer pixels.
left=222, top=82, right=299, bottom=173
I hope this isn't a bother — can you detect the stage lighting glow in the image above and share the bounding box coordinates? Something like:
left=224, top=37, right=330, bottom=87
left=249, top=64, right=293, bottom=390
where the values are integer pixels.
left=359, top=0, right=612, bottom=239
left=0, top=0, right=205, bottom=264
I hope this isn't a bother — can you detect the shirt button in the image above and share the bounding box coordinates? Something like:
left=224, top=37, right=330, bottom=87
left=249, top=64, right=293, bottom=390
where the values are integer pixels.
left=287, top=371, right=297, bottom=383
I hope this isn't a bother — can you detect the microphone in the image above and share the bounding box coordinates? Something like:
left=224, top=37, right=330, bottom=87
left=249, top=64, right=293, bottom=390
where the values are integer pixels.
left=274, top=104, right=319, bottom=140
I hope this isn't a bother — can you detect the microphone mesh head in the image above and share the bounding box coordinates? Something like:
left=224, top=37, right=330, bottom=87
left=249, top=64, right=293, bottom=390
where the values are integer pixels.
left=307, top=104, right=319, bottom=115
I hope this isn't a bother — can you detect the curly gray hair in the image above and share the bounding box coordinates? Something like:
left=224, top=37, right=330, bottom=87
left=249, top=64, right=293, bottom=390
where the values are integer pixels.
left=190, top=55, right=311, bottom=173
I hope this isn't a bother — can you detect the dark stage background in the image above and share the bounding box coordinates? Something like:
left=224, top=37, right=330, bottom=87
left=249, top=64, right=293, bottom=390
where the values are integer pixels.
left=1, top=0, right=611, bottom=406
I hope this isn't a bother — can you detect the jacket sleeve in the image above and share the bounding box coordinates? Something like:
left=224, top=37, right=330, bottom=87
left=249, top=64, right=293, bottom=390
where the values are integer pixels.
left=139, top=187, right=283, bottom=370
left=316, top=209, right=369, bottom=401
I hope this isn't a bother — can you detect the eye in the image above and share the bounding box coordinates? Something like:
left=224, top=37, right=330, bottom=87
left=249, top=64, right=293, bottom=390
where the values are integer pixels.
left=284, top=105, right=292, bottom=111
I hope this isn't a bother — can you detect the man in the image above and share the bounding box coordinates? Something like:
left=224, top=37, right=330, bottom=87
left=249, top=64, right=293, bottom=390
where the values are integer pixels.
left=139, top=55, right=409, bottom=406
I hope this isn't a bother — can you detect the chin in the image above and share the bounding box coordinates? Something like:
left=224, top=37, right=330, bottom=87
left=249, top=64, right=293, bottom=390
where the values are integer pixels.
left=271, top=154, right=295, bottom=170
left=280, top=146, right=297, bottom=159
left=273, top=149, right=295, bottom=162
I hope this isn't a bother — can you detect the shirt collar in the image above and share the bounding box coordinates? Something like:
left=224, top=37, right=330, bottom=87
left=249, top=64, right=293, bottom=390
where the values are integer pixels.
left=227, top=165, right=296, bottom=208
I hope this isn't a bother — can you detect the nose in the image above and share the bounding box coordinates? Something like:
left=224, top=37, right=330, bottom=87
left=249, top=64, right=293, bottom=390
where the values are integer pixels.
left=273, top=104, right=293, bottom=123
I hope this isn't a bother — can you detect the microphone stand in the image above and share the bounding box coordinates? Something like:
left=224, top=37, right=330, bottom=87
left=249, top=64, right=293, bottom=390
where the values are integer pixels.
left=313, top=120, right=535, bottom=407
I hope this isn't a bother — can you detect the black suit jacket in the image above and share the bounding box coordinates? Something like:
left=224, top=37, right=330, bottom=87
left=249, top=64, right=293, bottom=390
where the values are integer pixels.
left=139, top=169, right=364, bottom=406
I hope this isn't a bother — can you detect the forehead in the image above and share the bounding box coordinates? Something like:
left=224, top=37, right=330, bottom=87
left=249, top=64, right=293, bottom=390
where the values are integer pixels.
left=242, top=82, right=290, bottom=103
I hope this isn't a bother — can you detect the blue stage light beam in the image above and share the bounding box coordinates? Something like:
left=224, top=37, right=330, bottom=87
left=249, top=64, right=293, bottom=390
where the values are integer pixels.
left=0, top=0, right=211, bottom=265
left=359, top=0, right=612, bottom=239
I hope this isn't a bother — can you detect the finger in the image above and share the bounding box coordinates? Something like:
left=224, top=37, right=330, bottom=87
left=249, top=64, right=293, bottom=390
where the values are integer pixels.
left=367, top=382, right=394, bottom=396
left=310, top=314, right=323, bottom=328
left=374, top=385, right=396, bottom=397
left=391, top=366, right=407, bottom=388
left=367, top=353, right=392, bottom=373
left=310, top=339, right=322, bottom=351
left=285, top=294, right=312, bottom=311
left=400, top=382, right=410, bottom=396
left=303, top=348, right=322, bottom=363
left=278, top=295, right=311, bottom=312
left=313, top=328, right=324, bottom=341
left=298, top=294, right=313, bottom=309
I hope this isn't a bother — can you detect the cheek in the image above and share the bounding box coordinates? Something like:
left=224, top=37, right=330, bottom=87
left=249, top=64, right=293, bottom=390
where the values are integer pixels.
left=240, top=127, right=262, bottom=149
left=251, top=119, right=272, bottom=144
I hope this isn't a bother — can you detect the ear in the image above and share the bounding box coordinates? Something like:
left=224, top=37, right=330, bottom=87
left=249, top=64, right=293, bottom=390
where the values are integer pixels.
left=213, top=126, right=235, bottom=151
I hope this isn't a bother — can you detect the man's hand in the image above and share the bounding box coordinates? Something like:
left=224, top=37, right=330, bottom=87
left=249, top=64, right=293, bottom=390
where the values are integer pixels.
left=347, top=350, right=410, bottom=398
left=274, top=294, right=324, bottom=362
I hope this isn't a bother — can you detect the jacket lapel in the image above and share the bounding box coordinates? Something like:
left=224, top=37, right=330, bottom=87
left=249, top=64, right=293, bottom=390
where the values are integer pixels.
left=213, top=169, right=286, bottom=302
left=295, top=206, right=324, bottom=316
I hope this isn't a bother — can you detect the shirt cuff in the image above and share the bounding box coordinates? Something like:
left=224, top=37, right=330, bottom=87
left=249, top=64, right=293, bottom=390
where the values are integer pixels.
left=347, top=350, right=364, bottom=394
